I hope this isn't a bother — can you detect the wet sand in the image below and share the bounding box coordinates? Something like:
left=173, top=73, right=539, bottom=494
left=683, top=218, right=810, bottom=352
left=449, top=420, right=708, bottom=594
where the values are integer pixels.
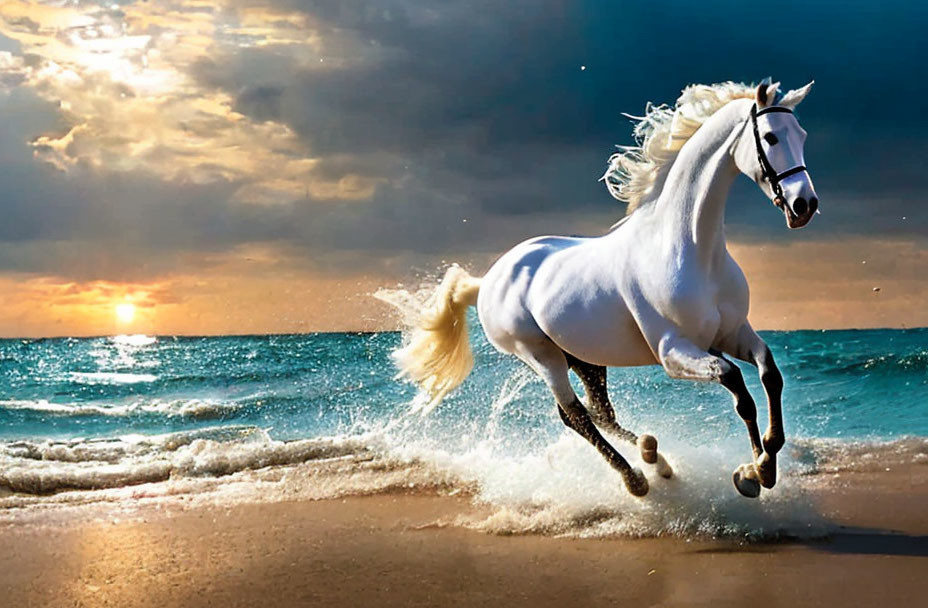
left=2, top=465, right=926, bottom=607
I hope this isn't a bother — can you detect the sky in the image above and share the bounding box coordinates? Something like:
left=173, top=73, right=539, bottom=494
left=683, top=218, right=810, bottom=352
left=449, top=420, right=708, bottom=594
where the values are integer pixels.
left=0, top=0, right=926, bottom=336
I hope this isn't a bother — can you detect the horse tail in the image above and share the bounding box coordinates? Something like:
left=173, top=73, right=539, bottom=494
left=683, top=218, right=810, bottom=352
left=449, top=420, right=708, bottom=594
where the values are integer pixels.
left=377, top=264, right=482, bottom=414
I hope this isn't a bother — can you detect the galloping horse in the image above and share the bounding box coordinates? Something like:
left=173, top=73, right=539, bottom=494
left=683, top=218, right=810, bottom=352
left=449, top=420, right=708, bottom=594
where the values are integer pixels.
left=382, top=80, right=818, bottom=498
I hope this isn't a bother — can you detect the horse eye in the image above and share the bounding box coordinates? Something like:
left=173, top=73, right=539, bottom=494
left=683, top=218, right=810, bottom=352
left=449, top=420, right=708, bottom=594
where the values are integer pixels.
left=763, top=133, right=779, bottom=145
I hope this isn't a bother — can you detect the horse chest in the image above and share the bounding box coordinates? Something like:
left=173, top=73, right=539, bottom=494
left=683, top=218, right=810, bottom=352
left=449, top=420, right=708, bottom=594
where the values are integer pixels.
left=646, top=262, right=744, bottom=349
left=662, top=285, right=721, bottom=347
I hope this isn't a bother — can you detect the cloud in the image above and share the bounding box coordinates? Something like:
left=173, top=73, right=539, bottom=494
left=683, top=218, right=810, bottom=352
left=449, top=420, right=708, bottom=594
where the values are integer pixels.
left=0, top=0, right=924, bottom=293
left=0, top=0, right=381, bottom=205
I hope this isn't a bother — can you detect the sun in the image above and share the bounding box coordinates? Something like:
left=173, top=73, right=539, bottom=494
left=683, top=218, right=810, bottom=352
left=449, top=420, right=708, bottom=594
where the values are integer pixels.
left=115, top=302, right=136, bottom=324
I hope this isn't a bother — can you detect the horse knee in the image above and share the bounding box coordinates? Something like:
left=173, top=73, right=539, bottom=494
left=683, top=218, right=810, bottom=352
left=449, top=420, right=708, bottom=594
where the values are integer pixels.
left=719, top=361, right=757, bottom=422
left=763, top=430, right=785, bottom=454
left=560, top=399, right=587, bottom=422
left=718, top=359, right=743, bottom=388
left=558, top=399, right=600, bottom=438
left=734, top=397, right=757, bottom=422
left=761, top=368, right=783, bottom=394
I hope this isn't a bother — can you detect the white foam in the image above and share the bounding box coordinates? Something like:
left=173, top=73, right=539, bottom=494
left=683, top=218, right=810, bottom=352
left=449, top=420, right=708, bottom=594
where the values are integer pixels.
left=340, top=370, right=834, bottom=539
left=789, top=435, right=928, bottom=474
left=0, top=398, right=239, bottom=418
left=0, top=427, right=371, bottom=495
left=379, top=426, right=831, bottom=539
left=69, top=372, right=158, bottom=384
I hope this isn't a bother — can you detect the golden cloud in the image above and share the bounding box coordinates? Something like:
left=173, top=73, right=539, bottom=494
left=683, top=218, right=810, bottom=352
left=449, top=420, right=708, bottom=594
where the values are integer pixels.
left=0, top=0, right=381, bottom=203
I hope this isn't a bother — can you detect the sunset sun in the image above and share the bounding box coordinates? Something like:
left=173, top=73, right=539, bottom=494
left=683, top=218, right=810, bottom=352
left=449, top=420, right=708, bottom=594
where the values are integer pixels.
left=115, top=302, right=136, bottom=324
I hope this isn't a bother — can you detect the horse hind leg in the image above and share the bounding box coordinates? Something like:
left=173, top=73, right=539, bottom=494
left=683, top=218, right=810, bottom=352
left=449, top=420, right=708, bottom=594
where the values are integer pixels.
left=517, top=341, right=648, bottom=497
left=565, top=353, right=673, bottom=479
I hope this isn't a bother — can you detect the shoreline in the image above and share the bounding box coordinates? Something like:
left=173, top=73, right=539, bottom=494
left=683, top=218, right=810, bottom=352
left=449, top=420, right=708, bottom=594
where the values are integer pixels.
left=2, top=464, right=926, bottom=607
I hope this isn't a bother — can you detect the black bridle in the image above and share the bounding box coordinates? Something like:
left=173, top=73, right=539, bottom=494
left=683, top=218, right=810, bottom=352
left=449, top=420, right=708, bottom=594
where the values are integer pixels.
left=749, top=104, right=807, bottom=209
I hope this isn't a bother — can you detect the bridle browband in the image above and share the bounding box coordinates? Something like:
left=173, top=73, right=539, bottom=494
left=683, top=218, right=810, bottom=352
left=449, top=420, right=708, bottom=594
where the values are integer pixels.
left=749, top=104, right=807, bottom=210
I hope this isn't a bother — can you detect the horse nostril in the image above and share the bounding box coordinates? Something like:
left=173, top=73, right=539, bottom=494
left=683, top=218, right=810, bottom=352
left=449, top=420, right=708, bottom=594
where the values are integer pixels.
left=792, top=197, right=808, bottom=216
left=808, top=196, right=818, bottom=214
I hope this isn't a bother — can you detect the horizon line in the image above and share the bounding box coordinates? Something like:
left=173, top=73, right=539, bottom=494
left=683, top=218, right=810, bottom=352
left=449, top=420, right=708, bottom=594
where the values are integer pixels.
left=1, top=325, right=925, bottom=341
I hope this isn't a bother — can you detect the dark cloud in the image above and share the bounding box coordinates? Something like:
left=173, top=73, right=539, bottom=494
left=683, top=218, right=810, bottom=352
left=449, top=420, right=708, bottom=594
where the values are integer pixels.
left=217, top=0, right=928, bottom=225
left=0, top=0, right=926, bottom=284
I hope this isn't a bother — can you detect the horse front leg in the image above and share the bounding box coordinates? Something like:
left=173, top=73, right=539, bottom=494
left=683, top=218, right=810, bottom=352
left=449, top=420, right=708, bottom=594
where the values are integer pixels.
left=658, top=334, right=764, bottom=498
left=724, top=325, right=784, bottom=489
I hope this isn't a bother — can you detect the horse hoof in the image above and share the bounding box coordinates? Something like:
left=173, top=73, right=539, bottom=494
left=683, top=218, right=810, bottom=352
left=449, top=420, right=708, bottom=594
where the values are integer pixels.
left=638, top=434, right=658, bottom=464
left=625, top=468, right=649, bottom=497
left=656, top=453, right=673, bottom=479
left=755, top=452, right=777, bottom=489
left=733, top=464, right=761, bottom=498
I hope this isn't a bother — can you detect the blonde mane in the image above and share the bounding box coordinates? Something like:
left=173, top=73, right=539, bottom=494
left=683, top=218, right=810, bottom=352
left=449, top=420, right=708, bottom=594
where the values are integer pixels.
left=602, top=81, right=757, bottom=215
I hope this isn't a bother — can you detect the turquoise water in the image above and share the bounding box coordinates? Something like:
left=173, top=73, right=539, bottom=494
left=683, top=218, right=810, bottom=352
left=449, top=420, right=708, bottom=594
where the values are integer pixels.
left=0, top=325, right=925, bottom=537
left=2, top=327, right=926, bottom=445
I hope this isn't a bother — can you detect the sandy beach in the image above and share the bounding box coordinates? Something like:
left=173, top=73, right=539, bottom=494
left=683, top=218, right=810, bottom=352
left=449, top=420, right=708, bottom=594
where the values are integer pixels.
left=2, top=461, right=925, bottom=608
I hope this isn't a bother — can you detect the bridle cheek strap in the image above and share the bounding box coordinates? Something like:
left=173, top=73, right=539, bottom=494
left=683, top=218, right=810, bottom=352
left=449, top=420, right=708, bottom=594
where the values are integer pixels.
left=750, top=104, right=807, bottom=210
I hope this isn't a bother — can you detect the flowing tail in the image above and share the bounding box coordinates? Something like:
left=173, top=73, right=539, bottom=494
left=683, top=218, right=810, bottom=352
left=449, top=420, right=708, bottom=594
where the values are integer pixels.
left=375, top=264, right=482, bottom=414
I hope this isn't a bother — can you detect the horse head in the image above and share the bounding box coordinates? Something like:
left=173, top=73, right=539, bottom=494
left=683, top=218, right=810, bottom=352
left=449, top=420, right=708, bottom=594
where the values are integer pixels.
left=734, top=81, right=819, bottom=229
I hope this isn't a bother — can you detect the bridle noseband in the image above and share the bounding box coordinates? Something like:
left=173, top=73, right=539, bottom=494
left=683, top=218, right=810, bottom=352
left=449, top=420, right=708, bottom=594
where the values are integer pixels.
left=749, top=104, right=807, bottom=210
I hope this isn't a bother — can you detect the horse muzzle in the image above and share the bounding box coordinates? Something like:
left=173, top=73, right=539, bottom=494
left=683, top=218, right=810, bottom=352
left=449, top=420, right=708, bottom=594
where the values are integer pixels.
left=777, top=195, right=818, bottom=229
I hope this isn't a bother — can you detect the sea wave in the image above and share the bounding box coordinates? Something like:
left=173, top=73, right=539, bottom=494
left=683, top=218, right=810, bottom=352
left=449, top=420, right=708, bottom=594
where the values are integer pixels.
left=2, top=422, right=923, bottom=538
left=824, top=350, right=928, bottom=376
left=69, top=371, right=158, bottom=385
left=789, top=435, right=928, bottom=474
left=0, top=426, right=372, bottom=494
left=0, top=398, right=245, bottom=419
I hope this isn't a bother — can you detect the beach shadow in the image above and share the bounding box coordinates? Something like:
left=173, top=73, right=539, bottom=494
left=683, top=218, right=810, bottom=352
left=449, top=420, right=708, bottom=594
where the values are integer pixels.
left=692, top=527, right=928, bottom=558
left=805, top=527, right=928, bottom=557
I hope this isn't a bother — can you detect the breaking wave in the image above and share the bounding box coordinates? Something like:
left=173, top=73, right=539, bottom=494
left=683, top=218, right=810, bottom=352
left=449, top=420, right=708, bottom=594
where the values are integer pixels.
left=0, top=398, right=245, bottom=419
left=3, top=411, right=923, bottom=539
left=1, top=329, right=926, bottom=538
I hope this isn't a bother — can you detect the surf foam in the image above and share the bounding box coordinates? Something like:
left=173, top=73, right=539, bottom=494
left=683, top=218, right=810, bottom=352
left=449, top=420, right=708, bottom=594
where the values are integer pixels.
left=3, top=365, right=924, bottom=539
left=1, top=398, right=248, bottom=419
left=0, top=427, right=371, bottom=494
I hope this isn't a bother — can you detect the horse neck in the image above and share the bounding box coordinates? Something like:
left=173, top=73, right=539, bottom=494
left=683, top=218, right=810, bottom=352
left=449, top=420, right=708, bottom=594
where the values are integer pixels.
left=651, top=100, right=749, bottom=266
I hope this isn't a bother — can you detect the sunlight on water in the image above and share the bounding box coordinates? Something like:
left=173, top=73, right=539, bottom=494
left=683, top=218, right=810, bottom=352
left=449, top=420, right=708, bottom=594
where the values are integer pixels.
left=112, top=334, right=158, bottom=347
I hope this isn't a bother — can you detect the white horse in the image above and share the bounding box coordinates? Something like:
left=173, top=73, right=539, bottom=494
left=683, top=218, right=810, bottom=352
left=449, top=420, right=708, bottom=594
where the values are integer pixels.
left=382, top=80, right=818, bottom=498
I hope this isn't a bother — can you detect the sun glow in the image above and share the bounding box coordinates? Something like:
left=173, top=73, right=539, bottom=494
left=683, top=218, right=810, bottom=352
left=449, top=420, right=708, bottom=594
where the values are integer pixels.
left=115, top=302, right=136, bottom=324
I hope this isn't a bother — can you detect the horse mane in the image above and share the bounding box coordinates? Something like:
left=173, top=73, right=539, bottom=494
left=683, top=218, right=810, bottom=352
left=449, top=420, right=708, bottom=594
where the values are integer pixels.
left=602, top=81, right=757, bottom=215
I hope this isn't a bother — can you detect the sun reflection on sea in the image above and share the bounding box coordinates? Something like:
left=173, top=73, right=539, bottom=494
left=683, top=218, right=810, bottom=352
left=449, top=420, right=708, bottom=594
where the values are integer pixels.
left=112, top=334, right=158, bottom=347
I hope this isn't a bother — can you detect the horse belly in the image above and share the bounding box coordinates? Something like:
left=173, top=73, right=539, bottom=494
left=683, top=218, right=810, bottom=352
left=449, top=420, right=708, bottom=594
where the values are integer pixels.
left=532, top=295, right=658, bottom=367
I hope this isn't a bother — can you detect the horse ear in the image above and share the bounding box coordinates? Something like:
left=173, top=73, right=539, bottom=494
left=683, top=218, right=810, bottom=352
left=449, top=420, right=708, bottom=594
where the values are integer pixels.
left=779, top=80, right=814, bottom=108
left=755, top=81, right=781, bottom=108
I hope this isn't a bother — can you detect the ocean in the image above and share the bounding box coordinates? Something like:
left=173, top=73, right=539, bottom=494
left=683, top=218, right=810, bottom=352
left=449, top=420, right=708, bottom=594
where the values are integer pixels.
left=1, top=324, right=926, bottom=537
